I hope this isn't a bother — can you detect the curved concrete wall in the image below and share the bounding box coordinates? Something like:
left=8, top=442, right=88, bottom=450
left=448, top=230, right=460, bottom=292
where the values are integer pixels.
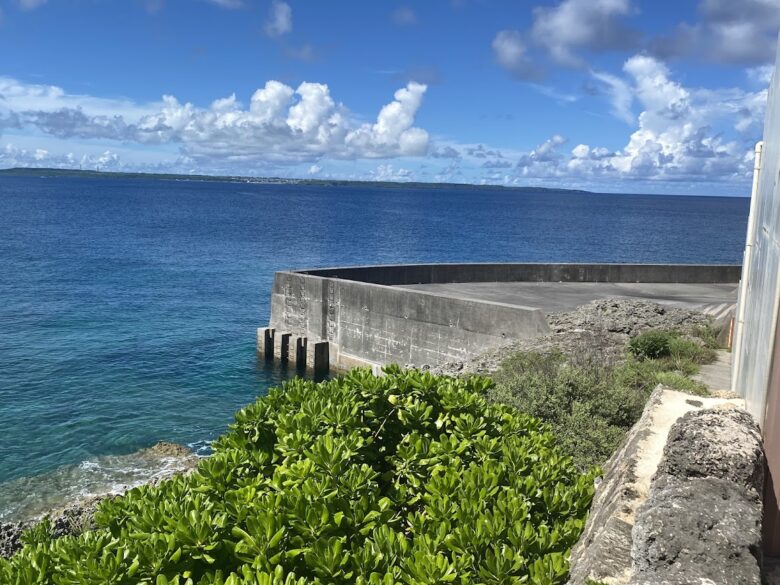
left=270, top=271, right=550, bottom=369
left=299, top=263, right=740, bottom=286
left=267, top=263, right=740, bottom=370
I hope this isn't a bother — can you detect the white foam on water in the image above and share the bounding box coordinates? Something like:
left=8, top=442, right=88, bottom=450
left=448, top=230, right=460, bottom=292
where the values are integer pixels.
left=0, top=446, right=197, bottom=523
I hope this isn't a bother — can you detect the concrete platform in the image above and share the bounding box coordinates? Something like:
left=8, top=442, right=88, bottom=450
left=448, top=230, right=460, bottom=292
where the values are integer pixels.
left=398, top=282, right=738, bottom=316
left=266, top=264, right=740, bottom=370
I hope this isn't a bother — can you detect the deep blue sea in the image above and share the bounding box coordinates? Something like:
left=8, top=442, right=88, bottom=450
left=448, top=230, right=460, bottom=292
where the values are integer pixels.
left=0, top=175, right=750, bottom=518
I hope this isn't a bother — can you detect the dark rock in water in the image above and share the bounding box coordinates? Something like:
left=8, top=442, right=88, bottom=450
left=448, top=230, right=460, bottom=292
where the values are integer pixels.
left=655, top=408, right=764, bottom=493
left=140, top=441, right=196, bottom=458
left=0, top=442, right=198, bottom=559
left=0, top=495, right=108, bottom=559
left=0, top=521, right=28, bottom=560
left=631, top=476, right=762, bottom=585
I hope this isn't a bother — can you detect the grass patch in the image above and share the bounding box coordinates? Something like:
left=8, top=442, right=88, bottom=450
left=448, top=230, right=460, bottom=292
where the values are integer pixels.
left=488, top=328, right=717, bottom=470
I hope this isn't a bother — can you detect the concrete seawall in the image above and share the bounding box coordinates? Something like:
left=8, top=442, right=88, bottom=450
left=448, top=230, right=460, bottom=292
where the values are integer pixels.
left=300, top=263, right=741, bottom=286
left=259, top=263, right=740, bottom=372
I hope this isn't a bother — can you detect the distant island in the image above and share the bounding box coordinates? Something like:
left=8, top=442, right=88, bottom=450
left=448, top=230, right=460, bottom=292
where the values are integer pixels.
left=0, top=166, right=591, bottom=194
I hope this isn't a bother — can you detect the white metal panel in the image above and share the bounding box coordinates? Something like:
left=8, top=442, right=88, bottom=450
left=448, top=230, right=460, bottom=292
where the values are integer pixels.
left=733, top=35, right=780, bottom=424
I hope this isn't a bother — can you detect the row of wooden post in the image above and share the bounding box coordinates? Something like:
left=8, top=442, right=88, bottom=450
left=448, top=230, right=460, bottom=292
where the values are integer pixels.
left=257, top=327, right=329, bottom=374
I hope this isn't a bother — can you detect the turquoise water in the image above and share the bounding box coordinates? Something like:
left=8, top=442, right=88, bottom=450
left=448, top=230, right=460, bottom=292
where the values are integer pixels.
left=0, top=176, right=749, bottom=518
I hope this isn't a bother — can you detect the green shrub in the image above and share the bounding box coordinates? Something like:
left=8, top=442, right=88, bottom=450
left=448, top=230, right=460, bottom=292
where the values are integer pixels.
left=488, top=330, right=718, bottom=471
left=692, top=324, right=721, bottom=350
left=1, top=367, right=596, bottom=585
left=628, top=330, right=717, bottom=366
left=669, top=336, right=716, bottom=365
left=654, top=371, right=709, bottom=396
left=628, top=330, right=675, bottom=359
left=488, top=352, right=650, bottom=470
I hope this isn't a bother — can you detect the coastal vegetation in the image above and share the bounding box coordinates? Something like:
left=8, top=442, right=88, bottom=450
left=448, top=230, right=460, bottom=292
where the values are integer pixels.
left=487, top=328, right=719, bottom=470
left=0, top=324, right=720, bottom=583
left=1, top=367, right=595, bottom=584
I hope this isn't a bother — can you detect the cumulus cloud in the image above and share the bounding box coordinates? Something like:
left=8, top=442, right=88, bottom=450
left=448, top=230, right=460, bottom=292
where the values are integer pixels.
left=0, top=77, right=430, bottom=164
left=0, top=143, right=123, bottom=170
left=264, top=1, right=292, bottom=37
left=530, top=0, right=639, bottom=67
left=430, top=145, right=461, bottom=159
left=517, top=135, right=567, bottom=175
left=652, top=0, right=780, bottom=65
left=370, top=164, right=413, bottom=182
left=344, top=81, right=429, bottom=157
left=392, top=6, right=417, bottom=26
left=513, top=54, right=766, bottom=185
left=466, top=144, right=504, bottom=159
left=482, top=159, right=512, bottom=169
left=493, top=0, right=638, bottom=79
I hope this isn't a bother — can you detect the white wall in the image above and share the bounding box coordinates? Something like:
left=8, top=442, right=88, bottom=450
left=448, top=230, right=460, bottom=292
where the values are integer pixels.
left=733, top=37, right=780, bottom=424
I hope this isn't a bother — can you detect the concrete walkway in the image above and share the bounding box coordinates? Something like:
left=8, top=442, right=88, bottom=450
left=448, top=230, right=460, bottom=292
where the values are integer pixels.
left=398, top=281, right=737, bottom=316
left=694, top=350, right=734, bottom=396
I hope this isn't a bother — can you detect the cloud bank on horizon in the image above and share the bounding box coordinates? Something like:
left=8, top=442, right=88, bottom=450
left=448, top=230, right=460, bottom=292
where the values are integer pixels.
left=0, top=0, right=777, bottom=195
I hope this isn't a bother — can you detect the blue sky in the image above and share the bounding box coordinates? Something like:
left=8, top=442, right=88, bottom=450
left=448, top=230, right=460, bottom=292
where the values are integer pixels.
left=0, top=0, right=777, bottom=195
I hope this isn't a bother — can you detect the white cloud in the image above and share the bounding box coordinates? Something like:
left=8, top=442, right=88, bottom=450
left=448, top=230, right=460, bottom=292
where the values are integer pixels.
left=517, top=135, right=567, bottom=176
left=345, top=81, right=429, bottom=157
left=18, top=0, right=47, bottom=10
left=205, top=0, right=242, bottom=8
left=430, top=145, right=461, bottom=159
left=307, top=164, right=321, bottom=175
left=264, top=1, right=292, bottom=37
left=393, top=6, right=417, bottom=26
left=516, top=54, right=765, bottom=185
left=370, top=164, right=413, bottom=182
left=653, top=0, right=780, bottom=65
left=530, top=0, right=638, bottom=67
left=747, top=64, right=775, bottom=85
left=591, top=70, right=634, bottom=124
left=492, top=30, right=538, bottom=80
left=0, top=143, right=124, bottom=171
left=0, top=76, right=430, bottom=165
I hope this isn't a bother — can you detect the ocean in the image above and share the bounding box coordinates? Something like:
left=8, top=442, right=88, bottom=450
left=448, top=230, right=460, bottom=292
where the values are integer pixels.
left=0, top=175, right=750, bottom=519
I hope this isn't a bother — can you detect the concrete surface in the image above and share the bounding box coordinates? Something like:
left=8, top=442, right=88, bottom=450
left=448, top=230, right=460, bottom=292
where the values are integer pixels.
left=269, top=271, right=551, bottom=370
left=302, top=263, right=741, bottom=286
left=264, top=264, right=739, bottom=370
left=694, top=350, right=734, bottom=396
left=399, top=281, right=737, bottom=315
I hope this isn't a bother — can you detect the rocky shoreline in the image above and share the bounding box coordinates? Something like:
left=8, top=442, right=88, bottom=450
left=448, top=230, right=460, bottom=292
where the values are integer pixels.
left=0, top=441, right=199, bottom=559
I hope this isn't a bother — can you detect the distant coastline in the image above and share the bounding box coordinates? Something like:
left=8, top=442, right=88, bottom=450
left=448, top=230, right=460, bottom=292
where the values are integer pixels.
left=0, top=166, right=591, bottom=195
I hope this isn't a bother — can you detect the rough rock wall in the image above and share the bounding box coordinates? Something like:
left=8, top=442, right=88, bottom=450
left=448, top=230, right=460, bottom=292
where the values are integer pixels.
left=631, top=408, right=764, bottom=585
left=568, top=397, right=764, bottom=585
